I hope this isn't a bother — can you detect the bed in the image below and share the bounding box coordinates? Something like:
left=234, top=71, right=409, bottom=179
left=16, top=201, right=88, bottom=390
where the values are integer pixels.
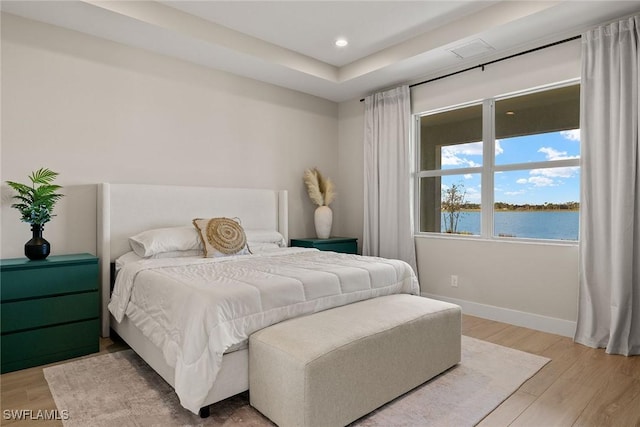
left=98, top=183, right=419, bottom=416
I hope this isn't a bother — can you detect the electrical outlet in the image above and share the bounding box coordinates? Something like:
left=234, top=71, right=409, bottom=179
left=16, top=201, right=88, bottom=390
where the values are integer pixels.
left=450, top=275, right=458, bottom=287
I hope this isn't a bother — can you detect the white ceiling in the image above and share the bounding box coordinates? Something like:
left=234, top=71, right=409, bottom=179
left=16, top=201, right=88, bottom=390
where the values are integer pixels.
left=2, top=1, right=639, bottom=102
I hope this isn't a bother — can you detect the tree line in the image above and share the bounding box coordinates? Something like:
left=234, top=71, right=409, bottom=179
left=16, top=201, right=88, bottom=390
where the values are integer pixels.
left=455, top=201, right=580, bottom=211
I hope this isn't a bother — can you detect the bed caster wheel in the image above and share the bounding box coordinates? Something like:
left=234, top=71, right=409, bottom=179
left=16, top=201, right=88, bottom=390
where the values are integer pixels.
left=199, top=406, right=210, bottom=418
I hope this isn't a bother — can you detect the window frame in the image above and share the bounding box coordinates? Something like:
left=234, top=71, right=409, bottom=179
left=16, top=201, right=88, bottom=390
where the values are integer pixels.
left=413, top=79, right=581, bottom=244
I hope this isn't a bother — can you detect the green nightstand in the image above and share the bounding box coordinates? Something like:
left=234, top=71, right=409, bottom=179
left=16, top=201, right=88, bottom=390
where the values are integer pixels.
left=290, top=237, right=358, bottom=254
left=1, top=253, right=100, bottom=373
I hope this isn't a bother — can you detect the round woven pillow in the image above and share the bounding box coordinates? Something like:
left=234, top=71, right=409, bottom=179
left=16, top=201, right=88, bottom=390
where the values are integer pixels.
left=205, top=217, right=247, bottom=254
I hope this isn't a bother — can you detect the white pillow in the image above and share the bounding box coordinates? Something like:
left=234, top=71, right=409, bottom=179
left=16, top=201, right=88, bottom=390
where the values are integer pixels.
left=153, top=249, right=203, bottom=259
left=115, top=251, right=143, bottom=270
left=247, top=242, right=282, bottom=252
left=115, top=249, right=202, bottom=271
left=129, top=226, right=203, bottom=257
left=244, top=230, right=287, bottom=248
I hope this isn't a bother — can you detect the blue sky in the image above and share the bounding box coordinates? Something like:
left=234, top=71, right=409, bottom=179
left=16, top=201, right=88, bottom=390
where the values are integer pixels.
left=441, top=130, right=581, bottom=205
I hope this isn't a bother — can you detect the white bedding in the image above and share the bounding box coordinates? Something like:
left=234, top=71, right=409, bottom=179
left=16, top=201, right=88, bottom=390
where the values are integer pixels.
left=108, top=248, right=419, bottom=413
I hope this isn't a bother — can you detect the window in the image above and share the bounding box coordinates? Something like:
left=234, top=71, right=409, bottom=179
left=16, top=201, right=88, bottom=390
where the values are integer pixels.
left=417, top=102, right=483, bottom=235
left=416, top=82, right=580, bottom=241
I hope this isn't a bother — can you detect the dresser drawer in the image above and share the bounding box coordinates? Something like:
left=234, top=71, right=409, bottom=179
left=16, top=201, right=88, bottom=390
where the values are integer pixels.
left=1, top=319, right=99, bottom=373
left=290, top=237, right=358, bottom=254
left=1, top=262, right=98, bottom=301
left=313, top=241, right=357, bottom=254
left=1, top=292, right=99, bottom=334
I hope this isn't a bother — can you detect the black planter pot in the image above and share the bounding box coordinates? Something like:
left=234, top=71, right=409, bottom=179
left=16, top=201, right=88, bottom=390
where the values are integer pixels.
left=25, top=224, right=50, bottom=260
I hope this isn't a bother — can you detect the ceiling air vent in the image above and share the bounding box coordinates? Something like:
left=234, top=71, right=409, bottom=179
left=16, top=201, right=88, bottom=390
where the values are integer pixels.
left=448, top=39, right=495, bottom=59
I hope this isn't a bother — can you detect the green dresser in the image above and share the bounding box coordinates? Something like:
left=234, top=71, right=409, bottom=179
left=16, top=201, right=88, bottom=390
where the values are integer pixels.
left=1, top=253, right=99, bottom=373
left=290, top=237, right=358, bottom=254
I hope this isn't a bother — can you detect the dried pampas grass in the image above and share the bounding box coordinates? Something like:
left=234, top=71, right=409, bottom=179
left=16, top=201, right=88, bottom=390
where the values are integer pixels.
left=303, top=168, right=336, bottom=206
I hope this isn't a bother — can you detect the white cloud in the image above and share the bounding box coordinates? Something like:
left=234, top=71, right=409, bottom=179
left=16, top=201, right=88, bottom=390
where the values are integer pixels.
left=441, top=152, right=480, bottom=167
left=440, top=152, right=460, bottom=166
left=538, top=147, right=579, bottom=161
left=516, top=175, right=556, bottom=187
left=465, top=186, right=481, bottom=201
left=444, top=142, right=483, bottom=156
left=505, top=190, right=526, bottom=196
left=528, top=176, right=555, bottom=187
left=561, top=129, right=580, bottom=141
left=515, top=166, right=578, bottom=188
left=441, top=144, right=482, bottom=167
left=531, top=166, right=579, bottom=178
left=464, top=174, right=473, bottom=179
left=495, top=140, right=504, bottom=155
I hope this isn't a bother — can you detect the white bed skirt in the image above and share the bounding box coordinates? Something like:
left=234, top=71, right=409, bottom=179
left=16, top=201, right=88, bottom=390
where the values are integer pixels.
left=110, top=314, right=249, bottom=408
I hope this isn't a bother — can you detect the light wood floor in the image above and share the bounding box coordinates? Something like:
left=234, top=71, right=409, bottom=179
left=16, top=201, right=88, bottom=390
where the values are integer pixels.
left=1, top=315, right=639, bottom=426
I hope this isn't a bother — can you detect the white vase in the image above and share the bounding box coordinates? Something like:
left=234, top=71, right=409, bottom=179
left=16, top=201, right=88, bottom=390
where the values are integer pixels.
left=314, top=205, right=333, bottom=239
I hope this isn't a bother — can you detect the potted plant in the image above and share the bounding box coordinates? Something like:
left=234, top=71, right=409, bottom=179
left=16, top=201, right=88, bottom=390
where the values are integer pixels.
left=303, top=168, right=335, bottom=239
left=6, top=168, right=64, bottom=260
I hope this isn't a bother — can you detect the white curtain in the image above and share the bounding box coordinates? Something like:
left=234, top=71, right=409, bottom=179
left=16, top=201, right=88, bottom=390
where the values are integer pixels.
left=363, top=85, right=417, bottom=273
left=575, top=16, right=640, bottom=356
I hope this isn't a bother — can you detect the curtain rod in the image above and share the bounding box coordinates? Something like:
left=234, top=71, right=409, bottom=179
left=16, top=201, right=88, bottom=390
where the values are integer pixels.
left=359, top=34, right=581, bottom=102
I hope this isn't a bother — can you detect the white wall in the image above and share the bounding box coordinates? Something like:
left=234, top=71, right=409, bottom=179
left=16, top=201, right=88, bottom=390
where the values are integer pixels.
left=1, top=13, right=339, bottom=258
left=416, top=237, right=579, bottom=336
left=338, top=39, right=582, bottom=336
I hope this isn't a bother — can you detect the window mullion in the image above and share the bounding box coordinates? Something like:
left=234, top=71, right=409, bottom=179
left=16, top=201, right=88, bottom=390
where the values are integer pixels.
left=413, top=115, right=421, bottom=234
left=481, top=99, right=495, bottom=239
left=494, top=158, right=580, bottom=172
left=417, top=167, right=483, bottom=178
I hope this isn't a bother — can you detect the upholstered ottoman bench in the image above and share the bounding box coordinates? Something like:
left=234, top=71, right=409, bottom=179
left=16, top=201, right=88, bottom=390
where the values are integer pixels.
left=249, top=294, right=461, bottom=427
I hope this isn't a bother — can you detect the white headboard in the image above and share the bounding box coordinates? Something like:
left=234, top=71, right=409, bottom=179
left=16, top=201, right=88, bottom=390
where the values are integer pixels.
left=97, top=183, right=288, bottom=337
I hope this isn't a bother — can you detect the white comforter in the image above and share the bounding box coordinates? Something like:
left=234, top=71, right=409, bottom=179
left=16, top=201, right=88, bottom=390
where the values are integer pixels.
left=108, top=248, right=419, bottom=413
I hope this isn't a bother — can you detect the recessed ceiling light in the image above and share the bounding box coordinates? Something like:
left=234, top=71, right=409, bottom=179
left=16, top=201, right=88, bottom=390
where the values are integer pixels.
left=335, top=39, right=348, bottom=47
left=506, top=111, right=516, bottom=115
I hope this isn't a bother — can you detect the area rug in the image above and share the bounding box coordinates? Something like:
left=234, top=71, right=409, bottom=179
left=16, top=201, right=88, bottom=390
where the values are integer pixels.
left=43, top=336, right=549, bottom=427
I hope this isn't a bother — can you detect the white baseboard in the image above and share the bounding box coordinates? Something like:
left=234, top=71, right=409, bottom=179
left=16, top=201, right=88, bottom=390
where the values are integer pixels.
left=422, top=293, right=577, bottom=338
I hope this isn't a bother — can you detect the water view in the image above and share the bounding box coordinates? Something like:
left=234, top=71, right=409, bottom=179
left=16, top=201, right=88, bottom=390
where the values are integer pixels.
left=441, top=211, right=579, bottom=241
